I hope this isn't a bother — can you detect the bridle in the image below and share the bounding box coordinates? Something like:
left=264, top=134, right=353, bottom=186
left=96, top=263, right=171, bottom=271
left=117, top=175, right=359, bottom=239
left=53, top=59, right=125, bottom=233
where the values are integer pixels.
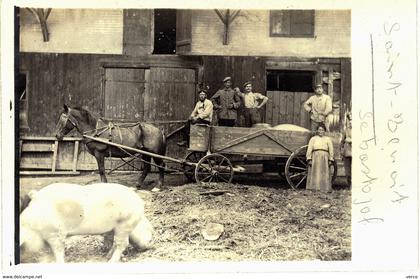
left=60, top=113, right=81, bottom=134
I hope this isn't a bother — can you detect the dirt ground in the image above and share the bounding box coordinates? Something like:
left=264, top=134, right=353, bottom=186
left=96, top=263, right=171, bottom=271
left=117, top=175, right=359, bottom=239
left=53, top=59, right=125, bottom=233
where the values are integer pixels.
left=19, top=172, right=351, bottom=263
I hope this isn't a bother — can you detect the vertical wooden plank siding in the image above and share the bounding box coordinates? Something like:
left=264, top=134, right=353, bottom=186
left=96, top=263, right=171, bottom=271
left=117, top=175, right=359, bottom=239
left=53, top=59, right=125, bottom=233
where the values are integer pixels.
left=202, top=56, right=265, bottom=99
left=266, top=91, right=273, bottom=124
left=341, top=58, right=352, bottom=113
left=300, top=92, right=311, bottom=128
left=265, top=90, right=312, bottom=129
left=104, top=68, right=146, bottom=120
left=176, top=10, right=192, bottom=53
left=123, top=9, right=152, bottom=56
left=148, top=67, right=196, bottom=122
left=293, top=92, right=301, bottom=125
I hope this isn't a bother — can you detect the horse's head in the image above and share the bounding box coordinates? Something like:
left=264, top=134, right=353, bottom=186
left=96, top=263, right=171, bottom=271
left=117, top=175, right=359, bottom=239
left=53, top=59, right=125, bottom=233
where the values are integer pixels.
left=55, top=104, right=78, bottom=140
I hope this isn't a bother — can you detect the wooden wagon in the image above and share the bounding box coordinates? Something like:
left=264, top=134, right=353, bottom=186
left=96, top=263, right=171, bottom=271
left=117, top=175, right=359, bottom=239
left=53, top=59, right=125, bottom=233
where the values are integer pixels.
left=183, top=124, right=342, bottom=189
left=84, top=123, right=342, bottom=189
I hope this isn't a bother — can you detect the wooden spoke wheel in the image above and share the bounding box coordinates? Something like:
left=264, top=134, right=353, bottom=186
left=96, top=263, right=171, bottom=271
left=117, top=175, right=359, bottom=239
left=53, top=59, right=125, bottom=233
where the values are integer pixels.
left=285, top=145, right=338, bottom=190
left=183, top=151, right=205, bottom=182
left=195, top=154, right=233, bottom=184
left=285, top=145, right=309, bottom=189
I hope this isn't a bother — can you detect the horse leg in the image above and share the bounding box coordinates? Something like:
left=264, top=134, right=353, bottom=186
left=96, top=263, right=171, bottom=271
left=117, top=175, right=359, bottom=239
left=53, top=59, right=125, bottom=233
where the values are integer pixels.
left=153, top=158, right=165, bottom=189
left=94, top=151, right=107, bottom=183
left=137, top=155, right=151, bottom=188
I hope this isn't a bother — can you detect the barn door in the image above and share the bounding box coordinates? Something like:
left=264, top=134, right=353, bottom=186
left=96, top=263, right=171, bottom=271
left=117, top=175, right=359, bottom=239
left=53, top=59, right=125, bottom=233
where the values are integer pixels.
left=144, top=67, right=196, bottom=122
left=176, top=10, right=192, bottom=54
left=265, top=91, right=311, bottom=128
left=104, top=67, right=148, bottom=121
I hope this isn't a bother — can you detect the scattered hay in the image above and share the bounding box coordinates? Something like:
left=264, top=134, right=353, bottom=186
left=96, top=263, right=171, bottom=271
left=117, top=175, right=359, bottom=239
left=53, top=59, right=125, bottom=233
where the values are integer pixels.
left=20, top=175, right=351, bottom=262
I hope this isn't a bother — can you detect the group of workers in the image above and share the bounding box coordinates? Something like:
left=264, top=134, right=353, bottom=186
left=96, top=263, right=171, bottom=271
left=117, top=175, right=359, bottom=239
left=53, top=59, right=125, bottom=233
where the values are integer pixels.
left=177, top=76, right=352, bottom=192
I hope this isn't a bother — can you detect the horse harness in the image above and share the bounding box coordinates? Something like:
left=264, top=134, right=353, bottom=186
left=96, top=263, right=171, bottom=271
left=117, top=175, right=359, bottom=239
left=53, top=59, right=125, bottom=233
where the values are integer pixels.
left=90, top=120, right=142, bottom=145
left=63, top=113, right=141, bottom=145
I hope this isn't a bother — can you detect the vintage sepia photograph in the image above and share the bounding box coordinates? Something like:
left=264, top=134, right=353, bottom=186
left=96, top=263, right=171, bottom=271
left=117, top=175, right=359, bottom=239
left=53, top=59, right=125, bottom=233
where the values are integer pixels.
left=1, top=1, right=418, bottom=278
left=16, top=7, right=352, bottom=264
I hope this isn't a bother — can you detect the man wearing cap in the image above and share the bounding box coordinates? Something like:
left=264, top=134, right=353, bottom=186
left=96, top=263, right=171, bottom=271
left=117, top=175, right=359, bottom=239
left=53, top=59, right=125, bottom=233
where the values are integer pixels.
left=210, top=77, right=241, bottom=127
left=304, top=83, right=333, bottom=132
left=234, top=81, right=269, bottom=127
left=177, top=90, right=213, bottom=147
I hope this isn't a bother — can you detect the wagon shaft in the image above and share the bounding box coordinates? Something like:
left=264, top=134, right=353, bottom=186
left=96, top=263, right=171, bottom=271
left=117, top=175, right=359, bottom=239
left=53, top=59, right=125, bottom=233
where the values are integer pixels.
left=83, top=135, right=183, bottom=164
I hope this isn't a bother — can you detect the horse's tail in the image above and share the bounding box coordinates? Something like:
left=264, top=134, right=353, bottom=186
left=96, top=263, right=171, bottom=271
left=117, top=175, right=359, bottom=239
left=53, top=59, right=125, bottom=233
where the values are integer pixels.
left=129, top=215, right=153, bottom=250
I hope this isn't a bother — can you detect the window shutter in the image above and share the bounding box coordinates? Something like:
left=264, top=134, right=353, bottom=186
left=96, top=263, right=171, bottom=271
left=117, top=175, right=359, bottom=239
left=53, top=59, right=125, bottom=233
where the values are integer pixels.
left=176, top=9, right=192, bottom=54
left=290, top=10, right=314, bottom=37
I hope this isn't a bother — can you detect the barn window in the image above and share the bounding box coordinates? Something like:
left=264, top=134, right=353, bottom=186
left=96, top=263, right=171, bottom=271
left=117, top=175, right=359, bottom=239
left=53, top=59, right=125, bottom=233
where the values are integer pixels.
left=269, top=10, right=315, bottom=37
left=266, top=70, right=315, bottom=92
left=153, top=9, right=177, bottom=54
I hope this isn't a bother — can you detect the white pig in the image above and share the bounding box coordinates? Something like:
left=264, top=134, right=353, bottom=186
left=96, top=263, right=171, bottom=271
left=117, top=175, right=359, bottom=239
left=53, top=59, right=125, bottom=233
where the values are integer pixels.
left=20, top=183, right=153, bottom=263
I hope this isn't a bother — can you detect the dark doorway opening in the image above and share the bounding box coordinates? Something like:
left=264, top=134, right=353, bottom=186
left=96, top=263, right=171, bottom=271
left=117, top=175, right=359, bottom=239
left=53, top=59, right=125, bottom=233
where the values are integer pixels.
left=153, top=9, right=177, bottom=54
left=266, top=70, right=315, bottom=92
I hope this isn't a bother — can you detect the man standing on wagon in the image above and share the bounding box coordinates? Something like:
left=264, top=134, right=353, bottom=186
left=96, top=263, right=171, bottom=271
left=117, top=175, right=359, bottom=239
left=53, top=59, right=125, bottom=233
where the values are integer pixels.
left=211, top=77, right=241, bottom=127
left=234, top=81, right=269, bottom=127
left=303, top=83, right=333, bottom=132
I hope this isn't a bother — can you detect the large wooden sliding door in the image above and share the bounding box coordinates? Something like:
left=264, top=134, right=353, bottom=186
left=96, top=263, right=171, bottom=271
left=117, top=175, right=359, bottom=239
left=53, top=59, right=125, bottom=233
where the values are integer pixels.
left=104, top=67, right=148, bottom=120
left=104, top=67, right=196, bottom=123
left=145, top=67, right=196, bottom=122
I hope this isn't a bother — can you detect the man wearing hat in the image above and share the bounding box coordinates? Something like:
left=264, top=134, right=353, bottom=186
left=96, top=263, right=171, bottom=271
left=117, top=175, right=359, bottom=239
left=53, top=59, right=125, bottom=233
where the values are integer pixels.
left=210, top=77, right=241, bottom=127
left=234, top=81, right=269, bottom=127
left=303, top=83, right=333, bottom=132
left=177, top=90, right=213, bottom=147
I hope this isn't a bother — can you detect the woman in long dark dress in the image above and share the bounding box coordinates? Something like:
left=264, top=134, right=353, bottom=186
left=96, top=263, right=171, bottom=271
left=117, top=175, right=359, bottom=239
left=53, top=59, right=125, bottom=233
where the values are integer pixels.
left=306, top=123, right=334, bottom=192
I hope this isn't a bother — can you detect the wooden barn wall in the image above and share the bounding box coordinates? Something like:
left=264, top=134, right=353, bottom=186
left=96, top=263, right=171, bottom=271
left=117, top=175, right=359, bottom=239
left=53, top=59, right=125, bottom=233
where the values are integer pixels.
left=341, top=58, right=352, bottom=114
left=19, top=53, right=350, bottom=172
left=201, top=56, right=351, bottom=128
left=202, top=56, right=266, bottom=95
left=20, top=52, right=110, bottom=137
left=19, top=53, right=201, bottom=171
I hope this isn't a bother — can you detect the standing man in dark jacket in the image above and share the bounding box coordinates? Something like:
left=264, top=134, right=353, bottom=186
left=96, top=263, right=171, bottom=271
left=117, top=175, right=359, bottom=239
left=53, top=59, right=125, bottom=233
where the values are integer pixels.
left=211, top=77, right=241, bottom=127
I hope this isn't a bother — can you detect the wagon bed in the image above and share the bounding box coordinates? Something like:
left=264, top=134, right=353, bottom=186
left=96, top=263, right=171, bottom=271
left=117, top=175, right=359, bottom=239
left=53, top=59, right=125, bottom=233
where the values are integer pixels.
left=189, top=125, right=342, bottom=158
left=184, top=124, right=342, bottom=188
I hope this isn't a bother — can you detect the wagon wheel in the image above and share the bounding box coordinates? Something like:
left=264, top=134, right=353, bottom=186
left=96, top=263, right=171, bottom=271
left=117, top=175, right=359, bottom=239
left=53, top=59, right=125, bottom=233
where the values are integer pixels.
left=195, top=154, right=234, bottom=184
left=285, top=145, right=309, bottom=189
left=285, top=145, right=338, bottom=190
left=183, top=151, right=206, bottom=182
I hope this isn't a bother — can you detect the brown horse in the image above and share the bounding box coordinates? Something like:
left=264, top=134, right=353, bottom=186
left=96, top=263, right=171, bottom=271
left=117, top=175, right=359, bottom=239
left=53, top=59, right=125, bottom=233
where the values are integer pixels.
left=55, top=105, right=166, bottom=188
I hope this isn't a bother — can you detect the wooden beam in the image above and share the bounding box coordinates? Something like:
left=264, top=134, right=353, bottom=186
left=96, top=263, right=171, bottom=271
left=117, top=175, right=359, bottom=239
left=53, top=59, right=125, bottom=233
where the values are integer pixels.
left=45, top=8, right=52, bottom=20
left=72, top=140, right=80, bottom=172
left=223, top=10, right=230, bottom=45
left=27, top=8, right=52, bottom=42
left=214, top=9, right=226, bottom=23
left=230, top=10, right=241, bottom=22
left=51, top=140, right=58, bottom=173
left=20, top=171, right=80, bottom=176
left=214, top=9, right=241, bottom=45
left=328, top=67, right=334, bottom=99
